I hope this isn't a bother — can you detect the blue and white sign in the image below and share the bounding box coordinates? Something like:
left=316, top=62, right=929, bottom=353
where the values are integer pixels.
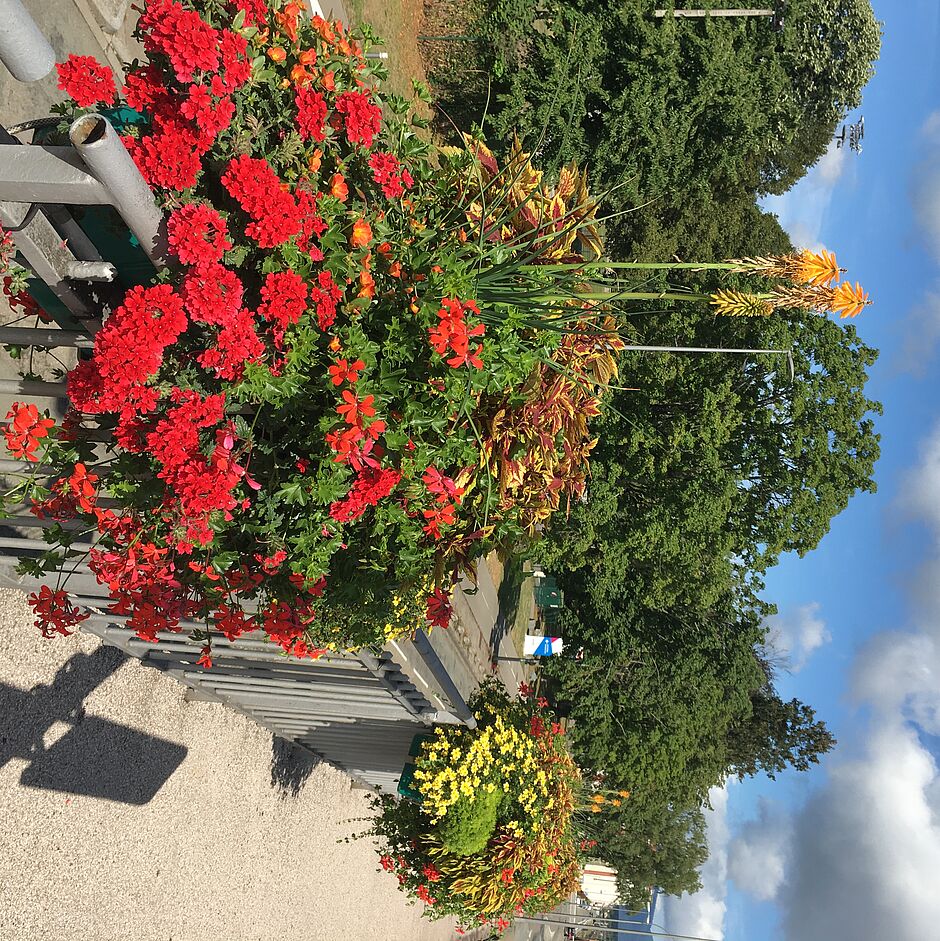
left=524, top=634, right=564, bottom=657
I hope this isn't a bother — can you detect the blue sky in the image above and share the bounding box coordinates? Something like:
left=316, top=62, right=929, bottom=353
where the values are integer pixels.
left=662, top=4, right=940, bottom=940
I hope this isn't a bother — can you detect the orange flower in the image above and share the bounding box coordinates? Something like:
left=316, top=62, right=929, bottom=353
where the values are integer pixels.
left=291, top=65, right=313, bottom=86
left=358, top=268, right=376, bottom=299
left=275, top=3, right=301, bottom=43
left=312, top=14, right=337, bottom=44
left=308, top=148, right=323, bottom=175
left=377, top=241, right=392, bottom=257
left=830, top=281, right=870, bottom=319
left=329, top=336, right=342, bottom=353
left=320, top=69, right=336, bottom=92
left=796, top=249, right=840, bottom=287
left=298, top=49, right=317, bottom=67
left=331, top=173, right=349, bottom=202
left=267, top=46, right=286, bottom=63
left=389, top=260, right=402, bottom=279
left=350, top=218, right=372, bottom=248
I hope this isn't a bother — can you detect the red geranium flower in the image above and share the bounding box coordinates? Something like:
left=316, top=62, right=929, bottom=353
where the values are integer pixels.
left=296, top=86, right=327, bottom=141
left=4, top=402, right=55, bottom=462
left=337, top=391, right=375, bottom=427
left=167, top=204, right=232, bottom=265
left=328, top=358, right=365, bottom=386
left=55, top=55, right=116, bottom=107
left=28, top=586, right=89, bottom=639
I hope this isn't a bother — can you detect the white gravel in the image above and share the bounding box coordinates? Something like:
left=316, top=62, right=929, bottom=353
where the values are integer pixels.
left=0, top=588, right=459, bottom=941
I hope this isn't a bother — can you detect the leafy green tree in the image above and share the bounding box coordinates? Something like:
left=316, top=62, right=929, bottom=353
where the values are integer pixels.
left=592, top=802, right=709, bottom=907
left=727, top=687, right=837, bottom=780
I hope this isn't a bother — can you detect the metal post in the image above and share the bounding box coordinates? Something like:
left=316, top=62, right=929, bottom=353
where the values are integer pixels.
left=0, top=0, right=56, bottom=82
left=0, top=199, right=102, bottom=325
left=411, top=629, right=478, bottom=729
left=69, top=114, right=168, bottom=267
left=0, top=326, right=93, bottom=347
left=0, top=377, right=67, bottom=396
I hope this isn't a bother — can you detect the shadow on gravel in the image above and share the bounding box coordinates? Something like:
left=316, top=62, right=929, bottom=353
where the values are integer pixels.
left=270, top=735, right=321, bottom=798
left=0, top=645, right=187, bottom=804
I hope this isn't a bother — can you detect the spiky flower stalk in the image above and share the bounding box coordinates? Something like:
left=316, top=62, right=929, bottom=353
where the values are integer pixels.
left=710, top=289, right=774, bottom=317
left=771, top=281, right=871, bottom=319
left=725, top=249, right=843, bottom=287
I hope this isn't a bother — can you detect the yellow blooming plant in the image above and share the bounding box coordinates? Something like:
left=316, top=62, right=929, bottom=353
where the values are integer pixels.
left=369, top=679, right=585, bottom=932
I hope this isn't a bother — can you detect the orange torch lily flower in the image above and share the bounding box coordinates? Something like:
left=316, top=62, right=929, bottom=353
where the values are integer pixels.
left=830, top=280, right=871, bottom=318
left=796, top=248, right=841, bottom=287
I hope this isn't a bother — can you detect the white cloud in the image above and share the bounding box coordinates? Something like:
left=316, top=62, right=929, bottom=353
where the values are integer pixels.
left=898, top=419, right=940, bottom=534
left=661, top=786, right=730, bottom=941
left=815, top=142, right=849, bottom=185
left=727, top=799, right=792, bottom=901
left=765, top=602, right=832, bottom=672
left=852, top=631, right=940, bottom=734
left=910, top=110, right=940, bottom=259
left=762, top=141, right=850, bottom=249
left=771, top=417, right=940, bottom=941
left=779, top=720, right=940, bottom=941
left=894, top=287, right=940, bottom=376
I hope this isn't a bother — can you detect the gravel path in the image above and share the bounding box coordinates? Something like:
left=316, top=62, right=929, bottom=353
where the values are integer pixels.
left=0, top=588, right=459, bottom=941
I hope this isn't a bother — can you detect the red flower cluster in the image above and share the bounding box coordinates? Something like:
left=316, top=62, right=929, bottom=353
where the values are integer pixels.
left=141, top=0, right=220, bottom=83
left=311, top=269, right=344, bottom=330
left=28, top=586, right=89, bottom=639
left=335, top=91, right=382, bottom=148
left=295, top=189, right=327, bottom=261
left=55, top=55, right=116, bottom=108
left=167, top=204, right=232, bottom=265
left=423, top=466, right=464, bottom=505
left=198, top=306, right=264, bottom=379
left=415, top=884, right=436, bottom=906
left=328, top=358, right=365, bottom=386
left=182, top=263, right=244, bottom=324
left=123, top=64, right=174, bottom=114
left=180, top=83, right=236, bottom=137
left=329, top=467, right=401, bottom=522
left=326, top=420, right=384, bottom=471
left=258, top=270, right=309, bottom=344
left=296, top=87, right=327, bottom=142
left=368, top=152, right=413, bottom=199
left=421, top=466, right=464, bottom=541
left=421, top=502, right=456, bottom=540
left=425, top=588, right=452, bottom=630
left=337, top=391, right=376, bottom=428
left=68, top=284, right=187, bottom=417
left=221, top=154, right=301, bottom=248
left=124, top=119, right=207, bottom=191
left=4, top=403, right=55, bottom=462
left=429, top=298, right=485, bottom=369
left=144, top=391, right=247, bottom=547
